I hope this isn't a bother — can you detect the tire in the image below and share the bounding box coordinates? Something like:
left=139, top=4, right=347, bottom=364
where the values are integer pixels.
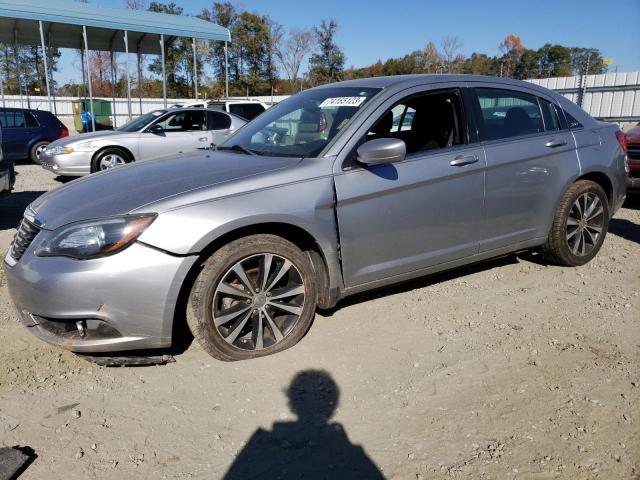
left=186, top=234, right=317, bottom=361
left=30, top=141, right=50, bottom=164
left=91, top=148, right=131, bottom=173
left=542, top=180, right=609, bottom=266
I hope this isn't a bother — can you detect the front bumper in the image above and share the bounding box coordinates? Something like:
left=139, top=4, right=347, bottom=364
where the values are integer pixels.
left=4, top=242, right=197, bottom=353
left=40, top=150, right=93, bottom=176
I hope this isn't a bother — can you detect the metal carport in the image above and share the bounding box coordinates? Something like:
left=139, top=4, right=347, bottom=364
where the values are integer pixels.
left=0, top=0, right=231, bottom=130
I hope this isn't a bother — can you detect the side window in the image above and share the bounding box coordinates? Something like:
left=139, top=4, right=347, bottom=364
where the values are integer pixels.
left=156, top=112, right=187, bottom=132
left=25, top=112, right=39, bottom=127
left=366, top=89, right=464, bottom=155
left=183, top=111, right=207, bottom=131
left=475, top=88, right=544, bottom=141
left=0, top=111, right=27, bottom=128
left=539, top=99, right=560, bottom=131
left=563, top=111, right=583, bottom=129
left=229, top=104, right=244, bottom=118
left=208, top=111, right=231, bottom=130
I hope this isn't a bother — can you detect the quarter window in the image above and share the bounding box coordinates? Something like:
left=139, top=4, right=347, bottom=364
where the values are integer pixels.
left=25, top=112, right=39, bottom=127
left=475, top=88, right=544, bottom=141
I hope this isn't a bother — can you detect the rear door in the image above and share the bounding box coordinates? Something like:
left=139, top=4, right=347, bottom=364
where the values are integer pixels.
left=334, top=85, right=486, bottom=287
left=470, top=85, right=578, bottom=252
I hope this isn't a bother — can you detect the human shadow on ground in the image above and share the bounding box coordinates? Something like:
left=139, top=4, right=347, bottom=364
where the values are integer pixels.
left=223, top=370, right=384, bottom=480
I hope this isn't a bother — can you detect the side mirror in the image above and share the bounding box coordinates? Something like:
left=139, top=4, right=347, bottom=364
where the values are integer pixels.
left=356, top=138, right=406, bottom=165
left=147, top=124, right=164, bottom=134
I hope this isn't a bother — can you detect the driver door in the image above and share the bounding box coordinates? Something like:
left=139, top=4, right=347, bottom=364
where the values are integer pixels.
left=334, top=86, right=486, bottom=287
left=137, top=110, right=209, bottom=160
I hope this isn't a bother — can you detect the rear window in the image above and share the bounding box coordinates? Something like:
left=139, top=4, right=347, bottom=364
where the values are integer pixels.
left=475, top=88, right=544, bottom=141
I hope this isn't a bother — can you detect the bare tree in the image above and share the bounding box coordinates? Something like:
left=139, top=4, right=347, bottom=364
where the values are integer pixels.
left=275, top=28, right=313, bottom=89
left=440, top=36, right=463, bottom=72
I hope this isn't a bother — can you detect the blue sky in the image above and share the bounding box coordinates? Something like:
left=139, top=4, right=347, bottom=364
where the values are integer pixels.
left=58, top=0, right=640, bottom=83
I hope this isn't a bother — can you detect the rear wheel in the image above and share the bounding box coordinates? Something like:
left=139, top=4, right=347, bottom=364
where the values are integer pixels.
left=186, top=235, right=317, bottom=361
left=542, top=180, right=609, bottom=266
left=91, top=148, right=130, bottom=173
left=30, top=141, right=49, bottom=164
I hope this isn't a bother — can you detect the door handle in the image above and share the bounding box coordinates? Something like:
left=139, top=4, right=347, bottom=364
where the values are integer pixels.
left=199, top=137, right=208, bottom=142
left=545, top=138, right=567, bottom=148
left=449, top=155, right=479, bottom=167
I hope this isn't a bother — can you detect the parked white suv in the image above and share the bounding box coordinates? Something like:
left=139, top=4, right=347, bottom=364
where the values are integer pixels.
left=170, top=100, right=268, bottom=121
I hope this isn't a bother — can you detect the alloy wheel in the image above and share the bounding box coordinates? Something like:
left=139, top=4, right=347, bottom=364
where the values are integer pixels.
left=35, top=144, right=47, bottom=161
left=566, top=192, right=605, bottom=256
left=212, top=253, right=305, bottom=351
left=99, top=153, right=126, bottom=170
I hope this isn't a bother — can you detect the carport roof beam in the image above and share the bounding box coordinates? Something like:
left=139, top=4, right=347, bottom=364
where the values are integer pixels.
left=0, top=0, right=231, bottom=54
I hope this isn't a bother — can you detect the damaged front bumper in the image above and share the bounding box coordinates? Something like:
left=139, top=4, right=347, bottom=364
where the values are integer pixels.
left=4, top=242, right=197, bottom=353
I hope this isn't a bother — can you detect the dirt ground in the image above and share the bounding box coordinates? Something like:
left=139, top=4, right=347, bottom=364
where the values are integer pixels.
left=1, top=162, right=639, bottom=480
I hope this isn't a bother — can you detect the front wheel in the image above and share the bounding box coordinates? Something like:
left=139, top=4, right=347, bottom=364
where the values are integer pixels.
left=186, top=235, right=317, bottom=361
left=542, top=180, right=609, bottom=266
left=91, top=148, right=130, bottom=173
left=30, top=141, right=50, bottom=164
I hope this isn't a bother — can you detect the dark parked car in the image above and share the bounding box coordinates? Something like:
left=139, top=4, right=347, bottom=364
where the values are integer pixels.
left=0, top=107, right=69, bottom=163
left=624, top=122, right=640, bottom=189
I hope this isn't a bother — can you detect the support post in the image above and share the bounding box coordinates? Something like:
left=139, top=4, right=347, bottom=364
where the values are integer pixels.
left=38, top=20, right=52, bottom=112
left=82, top=25, right=95, bottom=132
left=123, top=30, right=132, bottom=120
left=160, top=34, right=167, bottom=108
left=192, top=37, right=198, bottom=99
left=46, top=28, right=57, bottom=115
left=110, top=50, right=116, bottom=128
left=0, top=61, right=4, bottom=108
left=224, top=41, right=229, bottom=98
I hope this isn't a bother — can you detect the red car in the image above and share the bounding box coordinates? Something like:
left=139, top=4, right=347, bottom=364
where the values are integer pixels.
left=625, top=122, right=640, bottom=189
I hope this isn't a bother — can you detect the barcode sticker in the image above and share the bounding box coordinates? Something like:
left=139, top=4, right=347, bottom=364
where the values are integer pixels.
left=319, top=96, right=367, bottom=108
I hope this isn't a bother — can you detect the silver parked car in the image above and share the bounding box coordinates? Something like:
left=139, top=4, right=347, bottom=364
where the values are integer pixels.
left=39, top=108, right=246, bottom=176
left=5, top=75, right=628, bottom=361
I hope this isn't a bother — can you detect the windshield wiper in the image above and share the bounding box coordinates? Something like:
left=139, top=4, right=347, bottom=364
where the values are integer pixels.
left=217, top=144, right=261, bottom=156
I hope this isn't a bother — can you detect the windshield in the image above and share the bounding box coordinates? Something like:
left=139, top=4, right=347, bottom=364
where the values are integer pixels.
left=218, top=87, right=381, bottom=157
left=117, top=110, right=167, bottom=132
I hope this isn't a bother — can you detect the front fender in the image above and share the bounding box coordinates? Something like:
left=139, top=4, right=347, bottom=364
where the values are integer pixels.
left=137, top=176, right=339, bottom=258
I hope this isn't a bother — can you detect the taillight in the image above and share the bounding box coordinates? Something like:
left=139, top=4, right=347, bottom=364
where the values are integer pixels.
left=319, top=112, right=327, bottom=132
left=615, top=130, right=627, bottom=152
left=59, top=127, right=69, bottom=139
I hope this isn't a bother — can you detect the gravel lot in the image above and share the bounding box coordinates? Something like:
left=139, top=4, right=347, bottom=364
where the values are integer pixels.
left=1, top=161, right=639, bottom=479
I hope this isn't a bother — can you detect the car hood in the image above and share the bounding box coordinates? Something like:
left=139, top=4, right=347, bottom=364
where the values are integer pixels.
left=29, top=151, right=300, bottom=230
left=48, top=130, right=130, bottom=148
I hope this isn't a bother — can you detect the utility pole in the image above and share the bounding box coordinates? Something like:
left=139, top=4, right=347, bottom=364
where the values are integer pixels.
left=577, top=52, right=592, bottom=108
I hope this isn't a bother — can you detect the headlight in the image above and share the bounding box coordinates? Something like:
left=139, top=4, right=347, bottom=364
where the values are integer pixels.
left=47, top=145, right=74, bottom=155
left=35, top=214, right=157, bottom=259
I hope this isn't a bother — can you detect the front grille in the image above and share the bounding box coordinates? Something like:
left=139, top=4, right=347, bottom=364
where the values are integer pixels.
left=10, top=218, right=40, bottom=262
left=628, top=143, right=640, bottom=161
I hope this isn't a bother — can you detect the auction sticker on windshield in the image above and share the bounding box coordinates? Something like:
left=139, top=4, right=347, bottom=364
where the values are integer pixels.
left=319, top=96, right=368, bottom=108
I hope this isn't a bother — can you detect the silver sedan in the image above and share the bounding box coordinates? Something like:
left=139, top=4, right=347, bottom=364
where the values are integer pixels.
left=39, top=108, right=246, bottom=176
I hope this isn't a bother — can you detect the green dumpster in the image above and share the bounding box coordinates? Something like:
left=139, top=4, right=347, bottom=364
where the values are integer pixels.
left=72, top=99, right=113, bottom=133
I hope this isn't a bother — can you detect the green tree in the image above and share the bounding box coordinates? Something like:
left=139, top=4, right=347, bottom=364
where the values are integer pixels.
left=308, top=20, right=345, bottom=85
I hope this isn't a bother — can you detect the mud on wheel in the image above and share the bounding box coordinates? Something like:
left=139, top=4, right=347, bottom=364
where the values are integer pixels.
left=186, top=234, right=317, bottom=361
left=542, top=180, right=609, bottom=267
